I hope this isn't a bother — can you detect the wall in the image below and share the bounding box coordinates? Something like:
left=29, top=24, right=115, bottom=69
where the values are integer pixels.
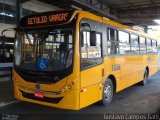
left=0, top=0, right=60, bottom=37
left=0, top=23, right=16, bottom=37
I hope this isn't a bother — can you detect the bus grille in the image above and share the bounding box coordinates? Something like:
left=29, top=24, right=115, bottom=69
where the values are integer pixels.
left=20, top=90, right=63, bottom=104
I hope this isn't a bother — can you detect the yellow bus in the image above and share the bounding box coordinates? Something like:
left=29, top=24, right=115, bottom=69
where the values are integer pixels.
left=13, top=10, right=158, bottom=110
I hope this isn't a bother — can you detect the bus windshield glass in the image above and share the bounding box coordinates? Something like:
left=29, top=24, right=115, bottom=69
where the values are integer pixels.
left=14, top=29, right=73, bottom=71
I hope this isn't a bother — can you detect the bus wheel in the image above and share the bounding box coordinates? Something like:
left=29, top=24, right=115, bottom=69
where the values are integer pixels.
left=139, top=70, right=148, bottom=86
left=99, top=78, right=113, bottom=106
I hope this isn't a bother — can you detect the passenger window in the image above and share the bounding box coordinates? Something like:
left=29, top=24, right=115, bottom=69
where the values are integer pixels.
left=80, top=30, right=102, bottom=69
left=147, top=39, right=152, bottom=53
left=139, top=37, right=146, bottom=54
left=119, top=31, right=130, bottom=54
left=119, top=31, right=130, bottom=43
left=107, top=28, right=119, bottom=55
left=130, top=34, right=139, bottom=54
left=152, top=40, right=158, bottom=53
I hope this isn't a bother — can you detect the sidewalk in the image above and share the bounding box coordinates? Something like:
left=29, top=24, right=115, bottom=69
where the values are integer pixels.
left=0, top=80, right=15, bottom=103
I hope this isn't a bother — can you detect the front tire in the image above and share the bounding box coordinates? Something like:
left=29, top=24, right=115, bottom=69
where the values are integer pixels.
left=100, top=78, right=114, bottom=106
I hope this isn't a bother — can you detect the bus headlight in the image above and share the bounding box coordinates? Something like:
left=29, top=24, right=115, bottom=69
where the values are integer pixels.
left=67, top=84, right=72, bottom=89
left=61, top=83, right=73, bottom=93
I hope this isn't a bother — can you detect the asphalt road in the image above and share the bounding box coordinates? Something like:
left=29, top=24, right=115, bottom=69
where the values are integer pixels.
left=0, top=51, right=160, bottom=120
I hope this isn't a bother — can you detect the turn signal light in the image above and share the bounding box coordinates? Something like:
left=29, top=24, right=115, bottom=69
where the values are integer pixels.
left=80, top=88, right=87, bottom=92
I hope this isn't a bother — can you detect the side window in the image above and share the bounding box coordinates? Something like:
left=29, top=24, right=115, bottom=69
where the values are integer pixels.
left=119, top=31, right=130, bottom=55
left=81, top=31, right=90, bottom=58
left=107, top=28, right=118, bottom=54
left=130, top=34, right=139, bottom=54
left=139, top=37, right=146, bottom=54
left=152, top=40, right=158, bottom=53
left=80, top=30, right=102, bottom=69
left=147, top=39, right=152, bottom=53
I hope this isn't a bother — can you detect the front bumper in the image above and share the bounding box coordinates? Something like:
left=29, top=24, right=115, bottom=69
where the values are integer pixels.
left=14, top=80, right=80, bottom=110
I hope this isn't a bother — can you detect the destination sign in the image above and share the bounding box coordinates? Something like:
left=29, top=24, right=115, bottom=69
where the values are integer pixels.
left=20, top=10, right=74, bottom=28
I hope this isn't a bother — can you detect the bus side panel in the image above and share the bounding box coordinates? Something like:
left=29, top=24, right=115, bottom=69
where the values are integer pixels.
left=80, top=65, right=104, bottom=108
left=79, top=84, right=100, bottom=109
left=152, top=54, right=159, bottom=74
left=104, top=55, right=147, bottom=93
left=127, top=55, right=144, bottom=87
left=104, top=56, right=128, bottom=92
left=147, top=55, right=158, bottom=77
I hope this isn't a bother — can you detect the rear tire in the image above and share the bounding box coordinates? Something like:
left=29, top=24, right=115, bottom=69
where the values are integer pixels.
left=99, top=78, right=114, bottom=106
left=139, top=70, right=148, bottom=86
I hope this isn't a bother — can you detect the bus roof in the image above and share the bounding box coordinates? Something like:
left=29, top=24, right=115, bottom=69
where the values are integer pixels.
left=19, top=10, right=157, bottom=40
left=76, top=10, right=156, bottom=40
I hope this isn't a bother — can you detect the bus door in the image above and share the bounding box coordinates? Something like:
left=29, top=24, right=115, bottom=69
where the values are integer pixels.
left=79, top=21, right=104, bottom=107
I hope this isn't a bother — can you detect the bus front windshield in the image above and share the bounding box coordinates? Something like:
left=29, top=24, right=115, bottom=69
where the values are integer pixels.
left=14, top=29, right=73, bottom=71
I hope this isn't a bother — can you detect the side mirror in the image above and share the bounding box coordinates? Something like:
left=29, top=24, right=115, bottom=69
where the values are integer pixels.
left=90, top=31, right=97, bottom=46
left=81, top=23, right=91, bottom=31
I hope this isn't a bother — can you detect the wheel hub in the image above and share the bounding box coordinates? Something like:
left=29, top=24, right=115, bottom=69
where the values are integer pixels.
left=104, top=84, right=112, bottom=101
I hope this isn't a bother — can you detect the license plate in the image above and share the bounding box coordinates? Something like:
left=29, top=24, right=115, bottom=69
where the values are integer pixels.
left=34, top=92, right=44, bottom=98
